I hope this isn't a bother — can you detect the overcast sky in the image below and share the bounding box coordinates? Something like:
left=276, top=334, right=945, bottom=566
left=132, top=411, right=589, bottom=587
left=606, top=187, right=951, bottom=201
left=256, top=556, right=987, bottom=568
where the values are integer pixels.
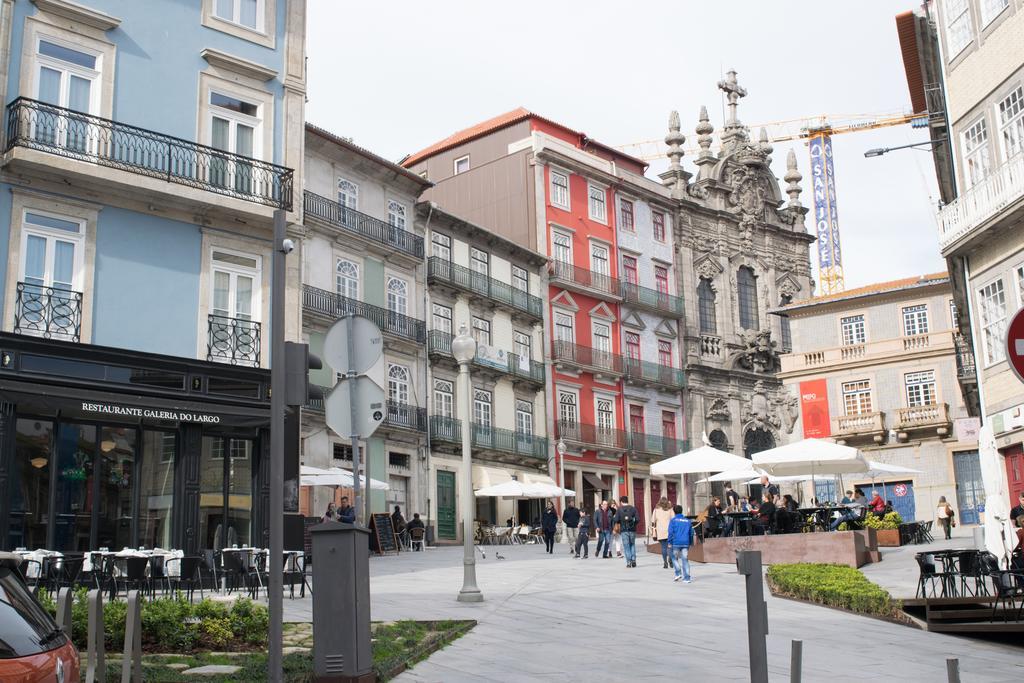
left=306, top=1, right=945, bottom=292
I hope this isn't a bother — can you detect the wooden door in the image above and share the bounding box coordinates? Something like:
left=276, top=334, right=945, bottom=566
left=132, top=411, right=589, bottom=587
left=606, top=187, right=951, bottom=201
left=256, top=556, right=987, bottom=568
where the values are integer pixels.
left=436, top=470, right=456, bottom=540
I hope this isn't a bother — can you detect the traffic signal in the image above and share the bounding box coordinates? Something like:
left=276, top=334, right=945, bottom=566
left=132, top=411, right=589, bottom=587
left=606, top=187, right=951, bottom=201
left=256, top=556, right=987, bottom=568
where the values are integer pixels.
left=284, top=341, right=323, bottom=406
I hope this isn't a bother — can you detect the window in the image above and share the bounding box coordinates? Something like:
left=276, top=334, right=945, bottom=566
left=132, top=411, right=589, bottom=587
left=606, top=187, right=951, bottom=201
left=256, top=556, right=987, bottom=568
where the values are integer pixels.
left=629, top=404, right=645, bottom=434
left=473, top=389, right=492, bottom=427
left=336, top=259, right=359, bottom=300
left=514, top=330, right=532, bottom=360
left=550, top=170, right=570, bottom=209
left=658, top=340, right=673, bottom=367
left=214, top=0, right=263, bottom=30
left=432, top=303, right=452, bottom=335
left=842, top=380, right=873, bottom=416
left=998, top=86, right=1024, bottom=160
left=333, top=443, right=355, bottom=461
left=558, top=392, right=578, bottom=425
left=978, top=279, right=1007, bottom=364
left=962, top=118, right=990, bottom=187
left=697, top=278, right=717, bottom=334
left=625, top=332, right=641, bottom=360
left=661, top=411, right=677, bottom=441
left=554, top=311, right=574, bottom=342
left=655, top=266, right=669, bottom=295
left=512, top=265, right=529, bottom=292
left=622, top=256, right=638, bottom=285
left=944, top=0, right=973, bottom=56
left=590, top=243, right=610, bottom=277
left=454, top=155, right=470, bottom=174
left=553, top=232, right=572, bottom=264
left=619, top=198, right=635, bottom=232
left=431, top=232, right=451, bottom=261
left=516, top=400, right=533, bottom=435
left=950, top=299, right=959, bottom=329
left=902, top=304, right=929, bottom=336
left=209, top=91, right=260, bottom=191
left=386, top=276, right=407, bottom=316
left=592, top=322, right=612, bottom=354
left=737, top=267, right=759, bottom=330
left=35, top=38, right=99, bottom=139
left=980, top=0, right=1009, bottom=26
left=471, top=317, right=491, bottom=346
left=1018, top=265, right=1024, bottom=304
left=779, top=294, right=793, bottom=352
left=470, top=248, right=489, bottom=277
left=387, top=200, right=407, bottom=231
left=596, top=398, right=614, bottom=432
left=653, top=212, right=666, bottom=242
left=387, top=364, right=410, bottom=405
left=905, top=370, right=937, bottom=407
left=17, top=211, right=84, bottom=341
left=209, top=249, right=260, bottom=364
left=588, top=184, right=606, bottom=222
left=841, top=314, right=866, bottom=346
left=337, top=178, right=358, bottom=209
left=433, top=379, right=454, bottom=418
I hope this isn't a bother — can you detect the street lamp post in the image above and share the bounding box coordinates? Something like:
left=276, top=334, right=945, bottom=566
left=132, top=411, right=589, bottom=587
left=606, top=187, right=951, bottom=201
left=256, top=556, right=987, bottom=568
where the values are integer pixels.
left=452, top=324, right=483, bottom=603
left=556, top=439, right=568, bottom=544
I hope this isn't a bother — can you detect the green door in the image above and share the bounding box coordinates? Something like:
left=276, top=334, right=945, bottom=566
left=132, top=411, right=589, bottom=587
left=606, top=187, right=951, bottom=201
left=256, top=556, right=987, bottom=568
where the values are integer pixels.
left=437, top=470, right=456, bottom=540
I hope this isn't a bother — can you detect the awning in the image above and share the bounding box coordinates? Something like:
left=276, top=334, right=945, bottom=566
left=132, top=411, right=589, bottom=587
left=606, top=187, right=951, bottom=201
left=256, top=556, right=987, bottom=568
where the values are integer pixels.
left=472, top=465, right=514, bottom=489
left=583, top=472, right=607, bottom=489
left=522, top=473, right=557, bottom=487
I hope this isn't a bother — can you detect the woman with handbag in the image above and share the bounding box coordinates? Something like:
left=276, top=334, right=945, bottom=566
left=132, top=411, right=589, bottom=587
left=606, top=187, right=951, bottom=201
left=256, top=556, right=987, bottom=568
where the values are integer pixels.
left=650, top=497, right=674, bottom=569
left=609, top=502, right=623, bottom=558
left=936, top=496, right=955, bottom=540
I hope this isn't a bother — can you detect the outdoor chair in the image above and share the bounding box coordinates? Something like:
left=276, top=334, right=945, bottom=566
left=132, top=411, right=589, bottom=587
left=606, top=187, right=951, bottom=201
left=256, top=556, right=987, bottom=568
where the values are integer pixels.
left=169, top=556, right=205, bottom=602
left=117, top=556, right=150, bottom=600
left=283, top=552, right=310, bottom=599
left=409, top=527, right=426, bottom=551
left=201, top=549, right=221, bottom=591
left=921, top=520, right=935, bottom=543
left=18, top=559, right=42, bottom=594
left=956, top=550, right=988, bottom=597
left=915, top=553, right=954, bottom=598
left=149, top=555, right=171, bottom=598
left=980, top=552, right=1024, bottom=622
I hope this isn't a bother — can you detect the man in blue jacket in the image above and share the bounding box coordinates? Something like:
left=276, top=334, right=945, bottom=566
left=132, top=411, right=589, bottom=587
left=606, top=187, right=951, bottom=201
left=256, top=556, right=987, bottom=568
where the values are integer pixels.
left=666, top=505, right=693, bottom=583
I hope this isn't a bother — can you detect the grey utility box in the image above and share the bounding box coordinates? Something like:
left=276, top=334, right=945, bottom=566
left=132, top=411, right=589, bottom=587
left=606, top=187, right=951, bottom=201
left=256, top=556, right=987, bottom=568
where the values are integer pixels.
left=312, top=522, right=374, bottom=683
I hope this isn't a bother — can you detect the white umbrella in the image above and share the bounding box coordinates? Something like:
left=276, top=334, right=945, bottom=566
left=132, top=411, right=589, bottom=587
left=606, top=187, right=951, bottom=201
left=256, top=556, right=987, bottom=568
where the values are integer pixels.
left=697, top=467, right=765, bottom=484
left=475, top=480, right=574, bottom=498
left=863, top=460, right=922, bottom=479
left=752, top=438, right=868, bottom=476
left=743, top=474, right=812, bottom=485
left=301, top=467, right=390, bottom=491
left=651, top=445, right=757, bottom=475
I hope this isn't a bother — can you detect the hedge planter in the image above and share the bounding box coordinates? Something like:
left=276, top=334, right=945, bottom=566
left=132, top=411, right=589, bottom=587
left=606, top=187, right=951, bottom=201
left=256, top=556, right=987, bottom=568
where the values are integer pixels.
left=875, top=529, right=902, bottom=547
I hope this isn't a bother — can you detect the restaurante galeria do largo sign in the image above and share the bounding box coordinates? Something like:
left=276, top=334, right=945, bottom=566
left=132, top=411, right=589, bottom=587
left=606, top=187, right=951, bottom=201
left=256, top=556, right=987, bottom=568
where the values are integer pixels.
left=80, top=401, right=221, bottom=424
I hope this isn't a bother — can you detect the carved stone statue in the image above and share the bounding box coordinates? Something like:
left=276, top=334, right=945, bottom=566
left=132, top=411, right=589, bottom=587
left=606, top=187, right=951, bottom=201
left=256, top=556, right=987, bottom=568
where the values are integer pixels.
left=736, top=329, right=779, bottom=373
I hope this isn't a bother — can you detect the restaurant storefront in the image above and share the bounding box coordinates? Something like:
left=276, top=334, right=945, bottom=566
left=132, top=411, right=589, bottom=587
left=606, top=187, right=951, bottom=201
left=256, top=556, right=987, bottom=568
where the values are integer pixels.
left=0, top=333, right=274, bottom=555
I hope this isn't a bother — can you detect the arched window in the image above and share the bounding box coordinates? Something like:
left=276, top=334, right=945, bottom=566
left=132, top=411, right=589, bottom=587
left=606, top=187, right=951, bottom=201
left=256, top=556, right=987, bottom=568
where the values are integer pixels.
left=743, top=427, right=775, bottom=460
left=337, top=179, right=358, bottom=209
left=698, top=278, right=717, bottom=334
left=387, top=277, right=408, bottom=316
left=387, top=364, right=409, bottom=405
left=336, top=259, right=359, bottom=300
left=708, top=429, right=729, bottom=452
left=737, top=266, right=759, bottom=330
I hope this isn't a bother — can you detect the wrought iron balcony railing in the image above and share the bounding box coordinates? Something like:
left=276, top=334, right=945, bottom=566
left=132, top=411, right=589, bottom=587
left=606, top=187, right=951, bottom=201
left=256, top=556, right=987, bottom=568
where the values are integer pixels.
left=555, top=420, right=628, bottom=450
left=305, top=392, right=427, bottom=433
left=552, top=340, right=623, bottom=376
left=620, top=282, right=684, bottom=317
left=302, top=284, right=425, bottom=343
left=623, top=357, right=683, bottom=390
left=428, top=257, right=543, bottom=319
left=207, top=314, right=261, bottom=367
left=5, top=97, right=293, bottom=209
left=627, top=432, right=687, bottom=458
left=954, top=334, right=977, bottom=382
left=304, top=191, right=424, bottom=259
left=427, top=331, right=544, bottom=384
left=13, top=282, right=82, bottom=342
left=429, top=416, right=547, bottom=459
left=550, top=260, right=620, bottom=299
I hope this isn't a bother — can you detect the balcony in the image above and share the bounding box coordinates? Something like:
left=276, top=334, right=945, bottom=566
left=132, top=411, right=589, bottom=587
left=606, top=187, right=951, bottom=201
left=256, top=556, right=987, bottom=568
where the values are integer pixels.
left=302, top=284, right=425, bottom=344
left=555, top=420, right=628, bottom=452
left=620, top=282, right=684, bottom=318
left=549, top=260, right=621, bottom=300
left=623, top=357, right=683, bottom=391
left=937, top=152, right=1024, bottom=254
left=304, top=191, right=424, bottom=260
left=954, top=334, right=977, bottom=383
left=5, top=97, right=293, bottom=210
left=892, top=403, right=951, bottom=439
left=780, top=330, right=957, bottom=376
left=305, top=393, right=427, bottom=434
left=429, top=416, right=547, bottom=461
left=207, top=314, right=261, bottom=367
left=699, top=335, right=722, bottom=360
left=13, top=282, right=82, bottom=342
left=627, top=432, right=687, bottom=461
left=427, top=331, right=544, bottom=386
left=831, top=411, right=886, bottom=445
left=552, top=340, right=623, bottom=379
left=427, top=257, right=542, bottom=320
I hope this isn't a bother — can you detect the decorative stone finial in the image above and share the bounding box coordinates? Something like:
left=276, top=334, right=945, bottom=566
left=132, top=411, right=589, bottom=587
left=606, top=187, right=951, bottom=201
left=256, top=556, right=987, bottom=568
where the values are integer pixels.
left=696, top=105, right=714, bottom=159
left=665, top=110, right=686, bottom=174
left=759, top=128, right=773, bottom=166
left=784, top=148, right=803, bottom=207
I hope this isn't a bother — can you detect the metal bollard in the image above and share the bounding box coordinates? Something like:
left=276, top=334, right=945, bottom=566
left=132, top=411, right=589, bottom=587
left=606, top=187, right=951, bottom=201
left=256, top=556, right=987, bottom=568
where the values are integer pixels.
left=85, top=589, right=105, bottom=683
left=790, top=640, right=803, bottom=683
left=121, top=590, right=143, bottom=683
left=946, top=658, right=960, bottom=683
left=56, top=587, right=73, bottom=638
left=736, top=551, right=769, bottom=683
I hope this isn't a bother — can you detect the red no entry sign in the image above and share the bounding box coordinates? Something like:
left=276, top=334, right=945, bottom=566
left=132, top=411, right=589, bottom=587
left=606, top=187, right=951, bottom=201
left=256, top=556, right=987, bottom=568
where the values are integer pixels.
left=1007, top=307, right=1024, bottom=383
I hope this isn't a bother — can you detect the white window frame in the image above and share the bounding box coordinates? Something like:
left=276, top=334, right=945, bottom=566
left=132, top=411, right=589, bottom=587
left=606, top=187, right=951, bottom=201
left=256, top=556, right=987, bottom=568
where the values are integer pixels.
left=998, top=85, right=1024, bottom=161
left=979, top=0, right=1009, bottom=27
left=978, top=278, right=1007, bottom=365
left=471, top=316, right=491, bottom=346
left=473, top=388, right=492, bottom=428
left=552, top=231, right=573, bottom=264
left=1016, top=265, right=1024, bottom=306
left=905, top=370, right=937, bottom=407
left=470, top=248, right=489, bottom=277
left=961, top=117, right=990, bottom=189
left=902, top=304, right=929, bottom=337
left=515, top=400, right=533, bottom=435
left=336, top=258, right=359, bottom=300
left=588, top=183, right=607, bottom=223
left=387, top=200, right=407, bottom=231
left=209, top=246, right=262, bottom=323
left=554, top=311, right=575, bottom=343
left=433, top=379, right=454, bottom=418
left=386, top=276, right=408, bottom=316
left=619, top=197, right=635, bottom=233
left=590, top=242, right=610, bottom=276
left=213, top=0, right=267, bottom=32
left=432, top=303, right=453, bottom=335
left=595, top=397, right=615, bottom=432
left=202, top=0, right=276, bottom=47
left=550, top=169, right=570, bottom=209
left=34, top=35, right=101, bottom=112
left=949, top=299, right=959, bottom=329
left=431, top=232, right=451, bottom=261
left=652, top=211, right=666, bottom=242
left=453, top=155, right=470, bottom=175
left=558, top=390, right=579, bottom=425
left=514, top=330, right=532, bottom=360
left=944, top=0, right=973, bottom=57
left=840, top=314, right=867, bottom=346
left=387, top=363, right=410, bottom=405
left=592, top=320, right=612, bottom=354
left=512, top=265, right=529, bottom=292
left=842, top=379, right=873, bottom=416
left=338, top=178, right=359, bottom=210
left=18, top=209, right=86, bottom=292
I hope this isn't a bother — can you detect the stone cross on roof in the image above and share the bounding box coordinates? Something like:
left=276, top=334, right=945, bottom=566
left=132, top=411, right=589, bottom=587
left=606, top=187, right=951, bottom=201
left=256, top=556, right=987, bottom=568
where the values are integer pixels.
left=717, top=69, right=747, bottom=127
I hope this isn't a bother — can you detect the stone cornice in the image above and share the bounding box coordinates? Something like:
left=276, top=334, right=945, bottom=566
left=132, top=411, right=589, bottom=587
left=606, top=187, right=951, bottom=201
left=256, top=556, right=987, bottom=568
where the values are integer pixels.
left=201, top=48, right=278, bottom=82
left=32, top=0, right=120, bottom=31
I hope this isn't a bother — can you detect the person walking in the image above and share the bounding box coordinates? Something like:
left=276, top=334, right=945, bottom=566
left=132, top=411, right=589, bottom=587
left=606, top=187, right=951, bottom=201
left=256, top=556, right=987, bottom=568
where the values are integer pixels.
left=936, top=496, right=955, bottom=540
left=594, top=500, right=613, bottom=558
left=542, top=502, right=558, bottom=553
left=650, top=497, right=674, bottom=569
left=614, top=496, right=640, bottom=568
left=575, top=509, right=592, bottom=558
left=562, top=501, right=581, bottom=554
left=667, top=504, right=693, bottom=583
left=609, top=501, right=623, bottom=558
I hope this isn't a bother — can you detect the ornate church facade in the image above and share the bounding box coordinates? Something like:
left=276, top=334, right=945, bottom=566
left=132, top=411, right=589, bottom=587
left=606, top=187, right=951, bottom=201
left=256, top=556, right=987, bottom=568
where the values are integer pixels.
left=661, top=72, right=815, bottom=503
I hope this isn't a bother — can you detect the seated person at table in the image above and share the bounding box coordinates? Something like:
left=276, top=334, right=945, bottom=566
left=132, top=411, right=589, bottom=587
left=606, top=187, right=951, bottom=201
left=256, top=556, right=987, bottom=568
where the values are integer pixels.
left=868, top=490, right=886, bottom=517
left=703, top=497, right=732, bottom=538
left=840, top=490, right=853, bottom=505
left=774, top=494, right=799, bottom=533
left=782, top=494, right=798, bottom=512
left=830, top=492, right=865, bottom=530
left=338, top=496, right=356, bottom=524
left=406, top=513, right=425, bottom=550
left=754, top=493, right=776, bottom=535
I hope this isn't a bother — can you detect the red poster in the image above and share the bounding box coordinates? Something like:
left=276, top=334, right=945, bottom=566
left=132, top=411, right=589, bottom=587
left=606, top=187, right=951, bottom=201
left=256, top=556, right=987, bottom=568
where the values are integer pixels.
left=799, top=379, right=831, bottom=438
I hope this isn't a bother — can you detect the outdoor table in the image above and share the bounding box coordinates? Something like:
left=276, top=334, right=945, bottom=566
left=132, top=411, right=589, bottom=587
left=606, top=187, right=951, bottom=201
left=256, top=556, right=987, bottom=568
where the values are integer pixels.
left=12, top=549, right=62, bottom=579
left=724, top=511, right=755, bottom=537
left=798, top=507, right=835, bottom=532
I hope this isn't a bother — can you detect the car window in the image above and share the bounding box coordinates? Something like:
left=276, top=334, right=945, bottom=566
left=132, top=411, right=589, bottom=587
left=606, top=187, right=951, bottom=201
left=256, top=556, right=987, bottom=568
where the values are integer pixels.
left=0, top=566, right=63, bottom=658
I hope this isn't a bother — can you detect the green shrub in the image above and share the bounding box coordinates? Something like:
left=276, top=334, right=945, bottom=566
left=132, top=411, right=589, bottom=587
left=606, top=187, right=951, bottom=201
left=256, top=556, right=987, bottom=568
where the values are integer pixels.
left=862, top=511, right=903, bottom=530
left=199, top=617, right=233, bottom=649
left=766, top=563, right=902, bottom=618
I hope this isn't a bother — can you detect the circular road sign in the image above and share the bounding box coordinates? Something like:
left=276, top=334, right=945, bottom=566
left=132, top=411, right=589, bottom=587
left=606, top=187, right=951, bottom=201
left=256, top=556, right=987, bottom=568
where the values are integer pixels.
left=1006, top=307, right=1024, bottom=384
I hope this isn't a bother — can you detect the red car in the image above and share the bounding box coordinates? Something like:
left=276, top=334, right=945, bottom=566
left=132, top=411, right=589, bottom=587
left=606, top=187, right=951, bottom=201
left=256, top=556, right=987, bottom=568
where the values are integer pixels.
left=0, top=552, right=80, bottom=683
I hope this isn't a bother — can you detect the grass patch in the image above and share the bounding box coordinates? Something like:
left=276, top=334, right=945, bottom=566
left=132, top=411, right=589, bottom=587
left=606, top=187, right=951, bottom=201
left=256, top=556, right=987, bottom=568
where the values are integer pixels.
left=766, top=563, right=903, bottom=619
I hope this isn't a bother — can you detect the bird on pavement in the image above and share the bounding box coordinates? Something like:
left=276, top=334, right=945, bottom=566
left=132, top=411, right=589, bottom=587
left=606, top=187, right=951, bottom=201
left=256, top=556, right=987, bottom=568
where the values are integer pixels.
left=495, top=552, right=506, bottom=560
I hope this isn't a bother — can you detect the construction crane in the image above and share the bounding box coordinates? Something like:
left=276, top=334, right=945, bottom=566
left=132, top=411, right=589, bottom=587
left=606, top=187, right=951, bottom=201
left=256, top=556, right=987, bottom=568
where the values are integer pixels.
left=618, top=111, right=926, bottom=294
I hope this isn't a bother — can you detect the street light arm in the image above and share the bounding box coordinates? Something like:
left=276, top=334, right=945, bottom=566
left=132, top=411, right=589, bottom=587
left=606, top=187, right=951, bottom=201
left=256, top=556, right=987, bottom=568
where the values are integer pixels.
left=864, top=138, right=947, bottom=158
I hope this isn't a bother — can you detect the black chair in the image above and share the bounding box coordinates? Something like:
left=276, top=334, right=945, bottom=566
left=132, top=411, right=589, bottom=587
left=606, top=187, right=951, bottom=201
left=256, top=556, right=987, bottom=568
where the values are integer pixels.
left=956, top=550, right=988, bottom=597
left=221, top=550, right=252, bottom=596
left=148, top=555, right=171, bottom=598
left=921, top=520, right=935, bottom=543
left=201, top=549, right=220, bottom=591
left=915, top=552, right=954, bottom=598
left=980, top=551, right=1024, bottom=622
left=169, top=556, right=205, bottom=602
left=18, top=559, right=42, bottom=595
left=117, top=557, right=150, bottom=599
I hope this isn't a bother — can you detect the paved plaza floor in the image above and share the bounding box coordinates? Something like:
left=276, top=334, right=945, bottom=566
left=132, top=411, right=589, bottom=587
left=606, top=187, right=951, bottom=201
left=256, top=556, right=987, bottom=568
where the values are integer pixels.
left=280, top=536, right=1024, bottom=682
